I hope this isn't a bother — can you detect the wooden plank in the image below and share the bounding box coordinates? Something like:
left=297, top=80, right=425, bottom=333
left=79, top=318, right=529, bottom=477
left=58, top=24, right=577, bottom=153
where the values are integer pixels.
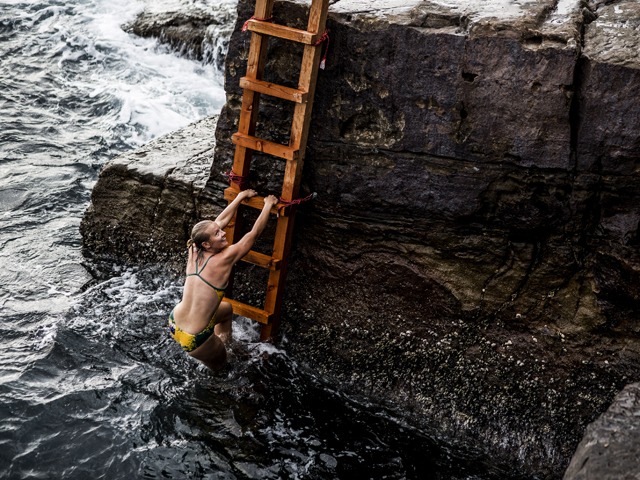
left=247, top=20, right=323, bottom=44
left=308, top=0, right=330, bottom=34
left=232, top=132, right=299, bottom=161
left=254, top=0, right=272, bottom=18
left=240, top=77, right=308, bottom=103
left=224, top=187, right=291, bottom=216
left=224, top=298, right=272, bottom=324
left=242, top=250, right=281, bottom=270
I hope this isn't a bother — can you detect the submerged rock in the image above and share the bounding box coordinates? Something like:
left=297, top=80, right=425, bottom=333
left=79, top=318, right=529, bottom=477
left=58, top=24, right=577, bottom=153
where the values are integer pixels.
left=82, top=0, right=640, bottom=478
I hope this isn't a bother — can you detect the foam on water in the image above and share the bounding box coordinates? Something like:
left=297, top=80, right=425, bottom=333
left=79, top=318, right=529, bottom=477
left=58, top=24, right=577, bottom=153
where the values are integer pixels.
left=18, top=0, right=227, bottom=146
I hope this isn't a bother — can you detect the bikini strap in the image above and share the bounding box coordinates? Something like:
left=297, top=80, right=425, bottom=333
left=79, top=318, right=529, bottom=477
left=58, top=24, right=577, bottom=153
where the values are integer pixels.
left=198, top=254, right=214, bottom=273
left=185, top=254, right=226, bottom=292
left=186, top=256, right=199, bottom=277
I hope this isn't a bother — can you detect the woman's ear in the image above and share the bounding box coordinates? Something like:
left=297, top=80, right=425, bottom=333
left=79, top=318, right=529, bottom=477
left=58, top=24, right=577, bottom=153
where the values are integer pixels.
left=202, top=241, right=211, bottom=250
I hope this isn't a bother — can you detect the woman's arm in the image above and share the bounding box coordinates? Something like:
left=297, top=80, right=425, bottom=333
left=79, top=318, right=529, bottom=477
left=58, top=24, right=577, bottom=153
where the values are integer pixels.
left=214, top=189, right=257, bottom=229
left=186, top=243, right=197, bottom=274
left=224, top=195, right=279, bottom=264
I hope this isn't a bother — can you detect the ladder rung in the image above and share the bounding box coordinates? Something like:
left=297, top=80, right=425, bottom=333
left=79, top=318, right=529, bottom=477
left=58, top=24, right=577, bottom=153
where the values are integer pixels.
left=240, top=77, right=308, bottom=103
left=232, top=133, right=299, bottom=161
left=225, top=298, right=272, bottom=324
left=224, top=187, right=292, bottom=217
left=247, top=20, right=322, bottom=45
left=243, top=250, right=281, bottom=270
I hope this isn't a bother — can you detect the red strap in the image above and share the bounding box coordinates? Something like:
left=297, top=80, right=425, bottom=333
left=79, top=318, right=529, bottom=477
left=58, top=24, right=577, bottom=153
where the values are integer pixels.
left=313, top=29, right=330, bottom=69
left=277, top=193, right=316, bottom=216
left=223, top=171, right=249, bottom=187
left=242, top=15, right=274, bottom=32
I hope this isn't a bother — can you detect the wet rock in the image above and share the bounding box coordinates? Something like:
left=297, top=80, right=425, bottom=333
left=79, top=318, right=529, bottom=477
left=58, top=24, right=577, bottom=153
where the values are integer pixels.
left=576, top=1, right=640, bottom=175
left=80, top=116, right=223, bottom=267
left=208, top=0, right=640, bottom=477
left=124, top=0, right=237, bottom=68
left=215, top=0, right=583, bottom=172
left=82, top=0, right=640, bottom=478
left=564, top=382, right=640, bottom=480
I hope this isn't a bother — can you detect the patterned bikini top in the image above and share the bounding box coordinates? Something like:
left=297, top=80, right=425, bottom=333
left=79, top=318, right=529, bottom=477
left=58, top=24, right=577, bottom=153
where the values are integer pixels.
left=186, top=254, right=227, bottom=296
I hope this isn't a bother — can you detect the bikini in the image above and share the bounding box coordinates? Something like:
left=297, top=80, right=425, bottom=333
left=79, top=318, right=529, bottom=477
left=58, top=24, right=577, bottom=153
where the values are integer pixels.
left=168, top=254, right=227, bottom=352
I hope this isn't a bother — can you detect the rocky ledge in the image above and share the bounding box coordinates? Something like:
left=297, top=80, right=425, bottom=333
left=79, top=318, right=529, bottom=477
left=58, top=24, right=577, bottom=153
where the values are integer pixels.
left=563, top=382, right=640, bottom=480
left=83, top=1, right=640, bottom=478
left=80, top=115, right=223, bottom=267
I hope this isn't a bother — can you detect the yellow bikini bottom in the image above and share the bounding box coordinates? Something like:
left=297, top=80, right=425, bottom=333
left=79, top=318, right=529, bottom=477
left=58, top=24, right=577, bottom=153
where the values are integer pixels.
left=168, top=307, right=218, bottom=353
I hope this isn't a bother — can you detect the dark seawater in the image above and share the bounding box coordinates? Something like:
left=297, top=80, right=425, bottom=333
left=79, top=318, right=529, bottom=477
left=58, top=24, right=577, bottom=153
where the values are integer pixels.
left=0, top=1, right=493, bottom=478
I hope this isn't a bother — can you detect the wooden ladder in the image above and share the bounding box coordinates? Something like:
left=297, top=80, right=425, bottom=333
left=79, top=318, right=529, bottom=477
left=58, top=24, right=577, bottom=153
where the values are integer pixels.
left=223, top=0, right=329, bottom=340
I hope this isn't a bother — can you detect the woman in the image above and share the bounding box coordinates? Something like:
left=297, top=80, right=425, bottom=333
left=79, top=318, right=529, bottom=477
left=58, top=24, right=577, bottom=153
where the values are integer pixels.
left=168, top=189, right=279, bottom=370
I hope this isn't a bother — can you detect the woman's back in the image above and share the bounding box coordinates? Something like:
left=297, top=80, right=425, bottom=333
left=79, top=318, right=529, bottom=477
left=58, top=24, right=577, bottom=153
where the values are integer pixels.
left=174, top=253, right=231, bottom=334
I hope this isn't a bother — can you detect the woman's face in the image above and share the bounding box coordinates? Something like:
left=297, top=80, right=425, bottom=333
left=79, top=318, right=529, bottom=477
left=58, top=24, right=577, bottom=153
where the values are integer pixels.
left=204, top=222, right=228, bottom=251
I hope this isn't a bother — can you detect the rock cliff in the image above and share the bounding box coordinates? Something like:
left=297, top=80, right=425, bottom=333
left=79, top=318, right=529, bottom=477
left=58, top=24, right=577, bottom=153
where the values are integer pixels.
left=82, top=1, right=640, bottom=478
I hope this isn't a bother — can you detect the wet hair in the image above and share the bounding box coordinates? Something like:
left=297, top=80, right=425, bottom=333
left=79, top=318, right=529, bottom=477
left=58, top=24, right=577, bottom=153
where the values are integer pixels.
left=187, top=220, right=214, bottom=261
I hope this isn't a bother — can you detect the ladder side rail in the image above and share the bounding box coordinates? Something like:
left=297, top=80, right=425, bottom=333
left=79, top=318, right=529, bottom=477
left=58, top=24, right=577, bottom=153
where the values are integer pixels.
left=253, top=0, right=275, bottom=23
left=286, top=43, right=324, bottom=196
left=260, top=210, right=298, bottom=340
left=232, top=0, right=275, bottom=175
left=225, top=0, right=275, bottom=297
left=262, top=40, right=326, bottom=338
left=308, top=0, right=329, bottom=34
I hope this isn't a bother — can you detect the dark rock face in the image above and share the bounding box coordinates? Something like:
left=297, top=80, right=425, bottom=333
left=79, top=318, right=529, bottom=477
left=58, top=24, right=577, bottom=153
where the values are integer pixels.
left=563, top=382, right=640, bottom=480
left=576, top=2, right=640, bottom=175
left=206, top=0, right=640, bottom=477
left=81, top=0, right=640, bottom=478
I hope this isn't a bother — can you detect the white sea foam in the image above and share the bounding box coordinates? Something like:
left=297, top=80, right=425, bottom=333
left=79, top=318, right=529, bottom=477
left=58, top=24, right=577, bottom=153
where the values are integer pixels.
left=79, top=0, right=228, bottom=145
left=31, top=319, right=59, bottom=351
left=69, top=265, right=286, bottom=365
left=20, top=0, right=230, bottom=147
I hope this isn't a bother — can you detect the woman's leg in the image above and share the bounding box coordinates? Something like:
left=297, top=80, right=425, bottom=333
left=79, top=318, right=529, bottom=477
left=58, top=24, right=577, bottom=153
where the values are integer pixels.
left=214, top=301, right=233, bottom=342
left=187, top=302, right=233, bottom=370
left=188, top=333, right=227, bottom=370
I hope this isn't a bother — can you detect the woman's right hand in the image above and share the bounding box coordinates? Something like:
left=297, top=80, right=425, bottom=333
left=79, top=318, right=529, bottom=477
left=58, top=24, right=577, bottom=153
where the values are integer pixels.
left=263, top=195, right=278, bottom=208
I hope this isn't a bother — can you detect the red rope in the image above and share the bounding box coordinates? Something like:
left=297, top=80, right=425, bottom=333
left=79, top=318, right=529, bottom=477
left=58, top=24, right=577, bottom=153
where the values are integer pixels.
left=242, top=15, right=274, bottom=32
left=313, top=29, right=330, bottom=69
left=223, top=171, right=249, bottom=187
left=277, top=192, right=316, bottom=216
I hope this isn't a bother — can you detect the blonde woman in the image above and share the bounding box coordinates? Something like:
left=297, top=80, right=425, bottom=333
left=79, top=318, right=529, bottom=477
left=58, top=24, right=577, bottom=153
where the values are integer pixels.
left=168, top=189, right=278, bottom=369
